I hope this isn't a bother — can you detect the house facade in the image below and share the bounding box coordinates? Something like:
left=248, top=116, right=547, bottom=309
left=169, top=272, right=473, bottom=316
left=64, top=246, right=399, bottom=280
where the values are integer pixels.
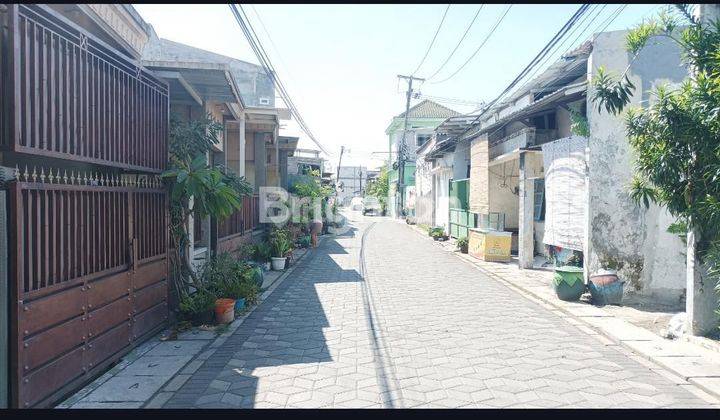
left=385, top=100, right=458, bottom=218
left=141, top=33, right=294, bottom=262
left=415, top=116, right=476, bottom=233
left=0, top=3, right=296, bottom=407
left=462, top=30, right=691, bottom=306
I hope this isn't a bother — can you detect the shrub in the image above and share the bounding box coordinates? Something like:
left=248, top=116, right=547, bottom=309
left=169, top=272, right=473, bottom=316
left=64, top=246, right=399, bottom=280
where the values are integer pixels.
left=178, top=288, right=216, bottom=321
left=457, top=236, right=469, bottom=253
left=202, top=253, right=260, bottom=305
left=429, top=227, right=445, bottom=238
left=254, top=242, right=272, bottom=262
left=269, top=227, right=292, bottom=258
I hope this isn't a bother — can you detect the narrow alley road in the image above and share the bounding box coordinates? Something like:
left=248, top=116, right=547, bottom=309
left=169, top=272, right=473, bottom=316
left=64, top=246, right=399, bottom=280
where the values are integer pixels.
left=162, top=214, right=715, bottom=408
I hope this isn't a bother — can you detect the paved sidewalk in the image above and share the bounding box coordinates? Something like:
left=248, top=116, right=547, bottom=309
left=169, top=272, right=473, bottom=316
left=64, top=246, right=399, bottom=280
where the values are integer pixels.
left=154, top=217, right=717, bottom=408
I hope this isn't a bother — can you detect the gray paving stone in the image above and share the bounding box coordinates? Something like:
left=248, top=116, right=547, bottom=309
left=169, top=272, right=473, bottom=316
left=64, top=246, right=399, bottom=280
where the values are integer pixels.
left=117, top=355, right=192, bottom=377
left=72, top=401, right=144, bottom=409
left=145, top=340, right=208, bottom=357
left=145, top=392, right=175, bottom=409
left=81, top=375, right=172, bottom=402
left=158, top=218, right=713, bottom=408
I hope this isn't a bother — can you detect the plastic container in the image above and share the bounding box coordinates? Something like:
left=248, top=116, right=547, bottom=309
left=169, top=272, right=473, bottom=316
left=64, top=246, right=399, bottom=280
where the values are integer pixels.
left=271, top=257, right=286, bottom=271
left=234, top=298, right=246, bottom=312
left=215, top=298, right=236, bottom=324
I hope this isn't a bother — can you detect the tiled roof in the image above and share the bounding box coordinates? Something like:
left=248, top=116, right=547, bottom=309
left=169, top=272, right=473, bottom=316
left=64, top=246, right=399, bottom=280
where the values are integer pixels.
left=396, top=100, right=460, bottom=119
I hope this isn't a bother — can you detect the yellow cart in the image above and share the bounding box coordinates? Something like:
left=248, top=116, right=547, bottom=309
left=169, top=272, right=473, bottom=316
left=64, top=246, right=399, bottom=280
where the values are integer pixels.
left=468, top=227, right=512, bottom=262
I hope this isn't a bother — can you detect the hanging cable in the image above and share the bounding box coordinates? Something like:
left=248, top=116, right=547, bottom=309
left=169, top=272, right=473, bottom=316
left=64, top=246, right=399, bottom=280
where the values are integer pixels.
left=430, top=4, right=513, bottom=84
left=455, top=4, right=591, bottom=136
left=411, top=4, right=451, bottom=76
left=514, top=4, right=605, bottom=93
left=426, top=5, right=485, bottom=81
left=229, top=4, right=329, bottom=155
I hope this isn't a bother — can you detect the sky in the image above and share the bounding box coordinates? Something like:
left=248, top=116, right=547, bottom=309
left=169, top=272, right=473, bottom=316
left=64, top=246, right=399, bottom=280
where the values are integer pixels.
left=135, top=3, right=661, bottom=170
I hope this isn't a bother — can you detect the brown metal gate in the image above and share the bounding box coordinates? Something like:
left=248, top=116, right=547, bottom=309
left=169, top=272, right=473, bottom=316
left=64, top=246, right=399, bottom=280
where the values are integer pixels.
left=7, top=177, right=169, bottom=408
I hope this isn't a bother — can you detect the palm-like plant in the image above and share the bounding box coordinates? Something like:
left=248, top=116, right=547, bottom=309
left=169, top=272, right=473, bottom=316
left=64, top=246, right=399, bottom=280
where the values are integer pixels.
left=162, top=113, right=251, bottom=295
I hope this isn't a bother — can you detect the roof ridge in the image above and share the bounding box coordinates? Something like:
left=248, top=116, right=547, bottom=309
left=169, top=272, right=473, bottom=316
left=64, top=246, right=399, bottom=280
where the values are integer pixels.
left=396, top=99, right=460, bottom=119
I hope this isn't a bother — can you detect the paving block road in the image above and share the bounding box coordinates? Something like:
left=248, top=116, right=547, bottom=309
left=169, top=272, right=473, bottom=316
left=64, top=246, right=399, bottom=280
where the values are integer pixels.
left=160, top=215, right=718, bottom=408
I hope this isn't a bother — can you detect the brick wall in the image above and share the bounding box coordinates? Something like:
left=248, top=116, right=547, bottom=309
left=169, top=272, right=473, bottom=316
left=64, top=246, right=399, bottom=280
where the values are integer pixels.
left=469, top=135, right=489, bottom=214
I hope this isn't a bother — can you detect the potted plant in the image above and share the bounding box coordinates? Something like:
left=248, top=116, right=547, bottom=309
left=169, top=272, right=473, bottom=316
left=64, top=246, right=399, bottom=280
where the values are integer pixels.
left=552, top=266, right=586, bottom=301
left=269, top=233, right=291, bottom=271
left=297, top=235, right=311, bottom=249
left=178, top=288, right=216, bottom=326
left=456, top=236, right=469, bottom=253
left=589, top=269, right=624, bottom=305
left=285, top=245, right=295, bottom=267
left=214, top=297, right=236, bottom=324
left=429, top=227, right=448, bottom=241
left=254, top=242, right=272, bottom=271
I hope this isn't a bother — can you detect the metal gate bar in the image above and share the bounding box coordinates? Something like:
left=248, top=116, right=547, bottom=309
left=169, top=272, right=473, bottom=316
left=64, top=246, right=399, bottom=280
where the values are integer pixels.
left=7, top=178, right=168, bottom=408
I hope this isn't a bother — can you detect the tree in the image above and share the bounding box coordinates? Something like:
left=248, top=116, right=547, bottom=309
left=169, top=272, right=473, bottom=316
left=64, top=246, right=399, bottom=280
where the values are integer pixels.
left=591, top=5, right=720, bottom=324
left=162, top=113, right=252, bottom=296
left=289, top=168, right=333, bottom=225
left=366, top=166, right=390, bottom=213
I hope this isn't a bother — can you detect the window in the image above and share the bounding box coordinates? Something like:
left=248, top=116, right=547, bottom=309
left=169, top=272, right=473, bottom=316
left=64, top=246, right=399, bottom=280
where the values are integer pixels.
left=416, top=134, right=431, bottom=147
left=534, top=178, right=545, bottom=221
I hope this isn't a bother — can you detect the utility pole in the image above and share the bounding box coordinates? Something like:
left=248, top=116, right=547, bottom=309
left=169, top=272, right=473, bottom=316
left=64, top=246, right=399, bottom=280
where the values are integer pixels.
left=396, top=74, right=424, bottom=218
left=358, top=167, right=363, bottom=195
left=335, top=145, right=345, bottom=199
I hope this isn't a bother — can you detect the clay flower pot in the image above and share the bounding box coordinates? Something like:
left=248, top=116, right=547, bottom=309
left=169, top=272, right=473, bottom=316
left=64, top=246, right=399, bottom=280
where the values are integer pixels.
left=588, top=270, right=624, bottom=305
left=215, top=298, right=236, bottom=324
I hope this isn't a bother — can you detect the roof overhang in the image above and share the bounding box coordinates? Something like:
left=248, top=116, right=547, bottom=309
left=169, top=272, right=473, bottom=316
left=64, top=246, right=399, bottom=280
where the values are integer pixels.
left=246, top=106, right=290, bottom=121
left=144, top=61, right=245, bottom=109
left=275, top=136, right=299, bottom=152
left=467, top=81, right=587, bottom=141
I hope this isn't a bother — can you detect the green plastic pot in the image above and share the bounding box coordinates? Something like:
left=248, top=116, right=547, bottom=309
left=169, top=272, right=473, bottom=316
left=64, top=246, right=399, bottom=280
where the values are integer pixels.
left=553, top=266, right=585, bottom=301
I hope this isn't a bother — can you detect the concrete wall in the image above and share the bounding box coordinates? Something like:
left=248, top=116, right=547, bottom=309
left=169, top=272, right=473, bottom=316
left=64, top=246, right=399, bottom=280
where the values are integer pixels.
left=414, top=156, right=434, bottom=226
left=556, top=107, right=573, bottom=139
left=488, top=161, right=519, bottom=230
left=586, top=29, right=688, bottom=303
left=452, top=141, right=471, bottom=181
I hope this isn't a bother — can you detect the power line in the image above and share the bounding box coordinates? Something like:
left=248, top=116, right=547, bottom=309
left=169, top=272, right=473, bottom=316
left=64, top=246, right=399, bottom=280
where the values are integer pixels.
left=512, top=3, right=606, bottom=95
left=430, top=4, right=513, bottom=85
left=456, top=4, right=592, bottom=137
left=229, top=4, right=329, bottom=155
left=411, top=4, right=451, bottom=76
left=249, top=5, right=298, bottom=89
left=532, top=3, right=628, bottom=96
left=426, top=5, right=485, bottom=81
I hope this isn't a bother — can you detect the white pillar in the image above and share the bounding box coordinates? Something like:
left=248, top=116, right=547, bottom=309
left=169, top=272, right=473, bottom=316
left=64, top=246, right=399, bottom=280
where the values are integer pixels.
left=686, top=228, right=720, bottom=335
left=518, top=152, right=535, bottom=269
left=685, top=4, right=720, bottom=336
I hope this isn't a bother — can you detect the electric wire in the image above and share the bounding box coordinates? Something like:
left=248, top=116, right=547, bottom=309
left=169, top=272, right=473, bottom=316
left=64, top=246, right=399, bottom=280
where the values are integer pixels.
left=430, top=4, right=513, bottom=85
left=426, top=5, right=485, bottom=81
left=229, top=4, right=329, bottom=155
left=411, top=4, right=451, bottom=76
left=455, top=4, right=592, bottom=138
